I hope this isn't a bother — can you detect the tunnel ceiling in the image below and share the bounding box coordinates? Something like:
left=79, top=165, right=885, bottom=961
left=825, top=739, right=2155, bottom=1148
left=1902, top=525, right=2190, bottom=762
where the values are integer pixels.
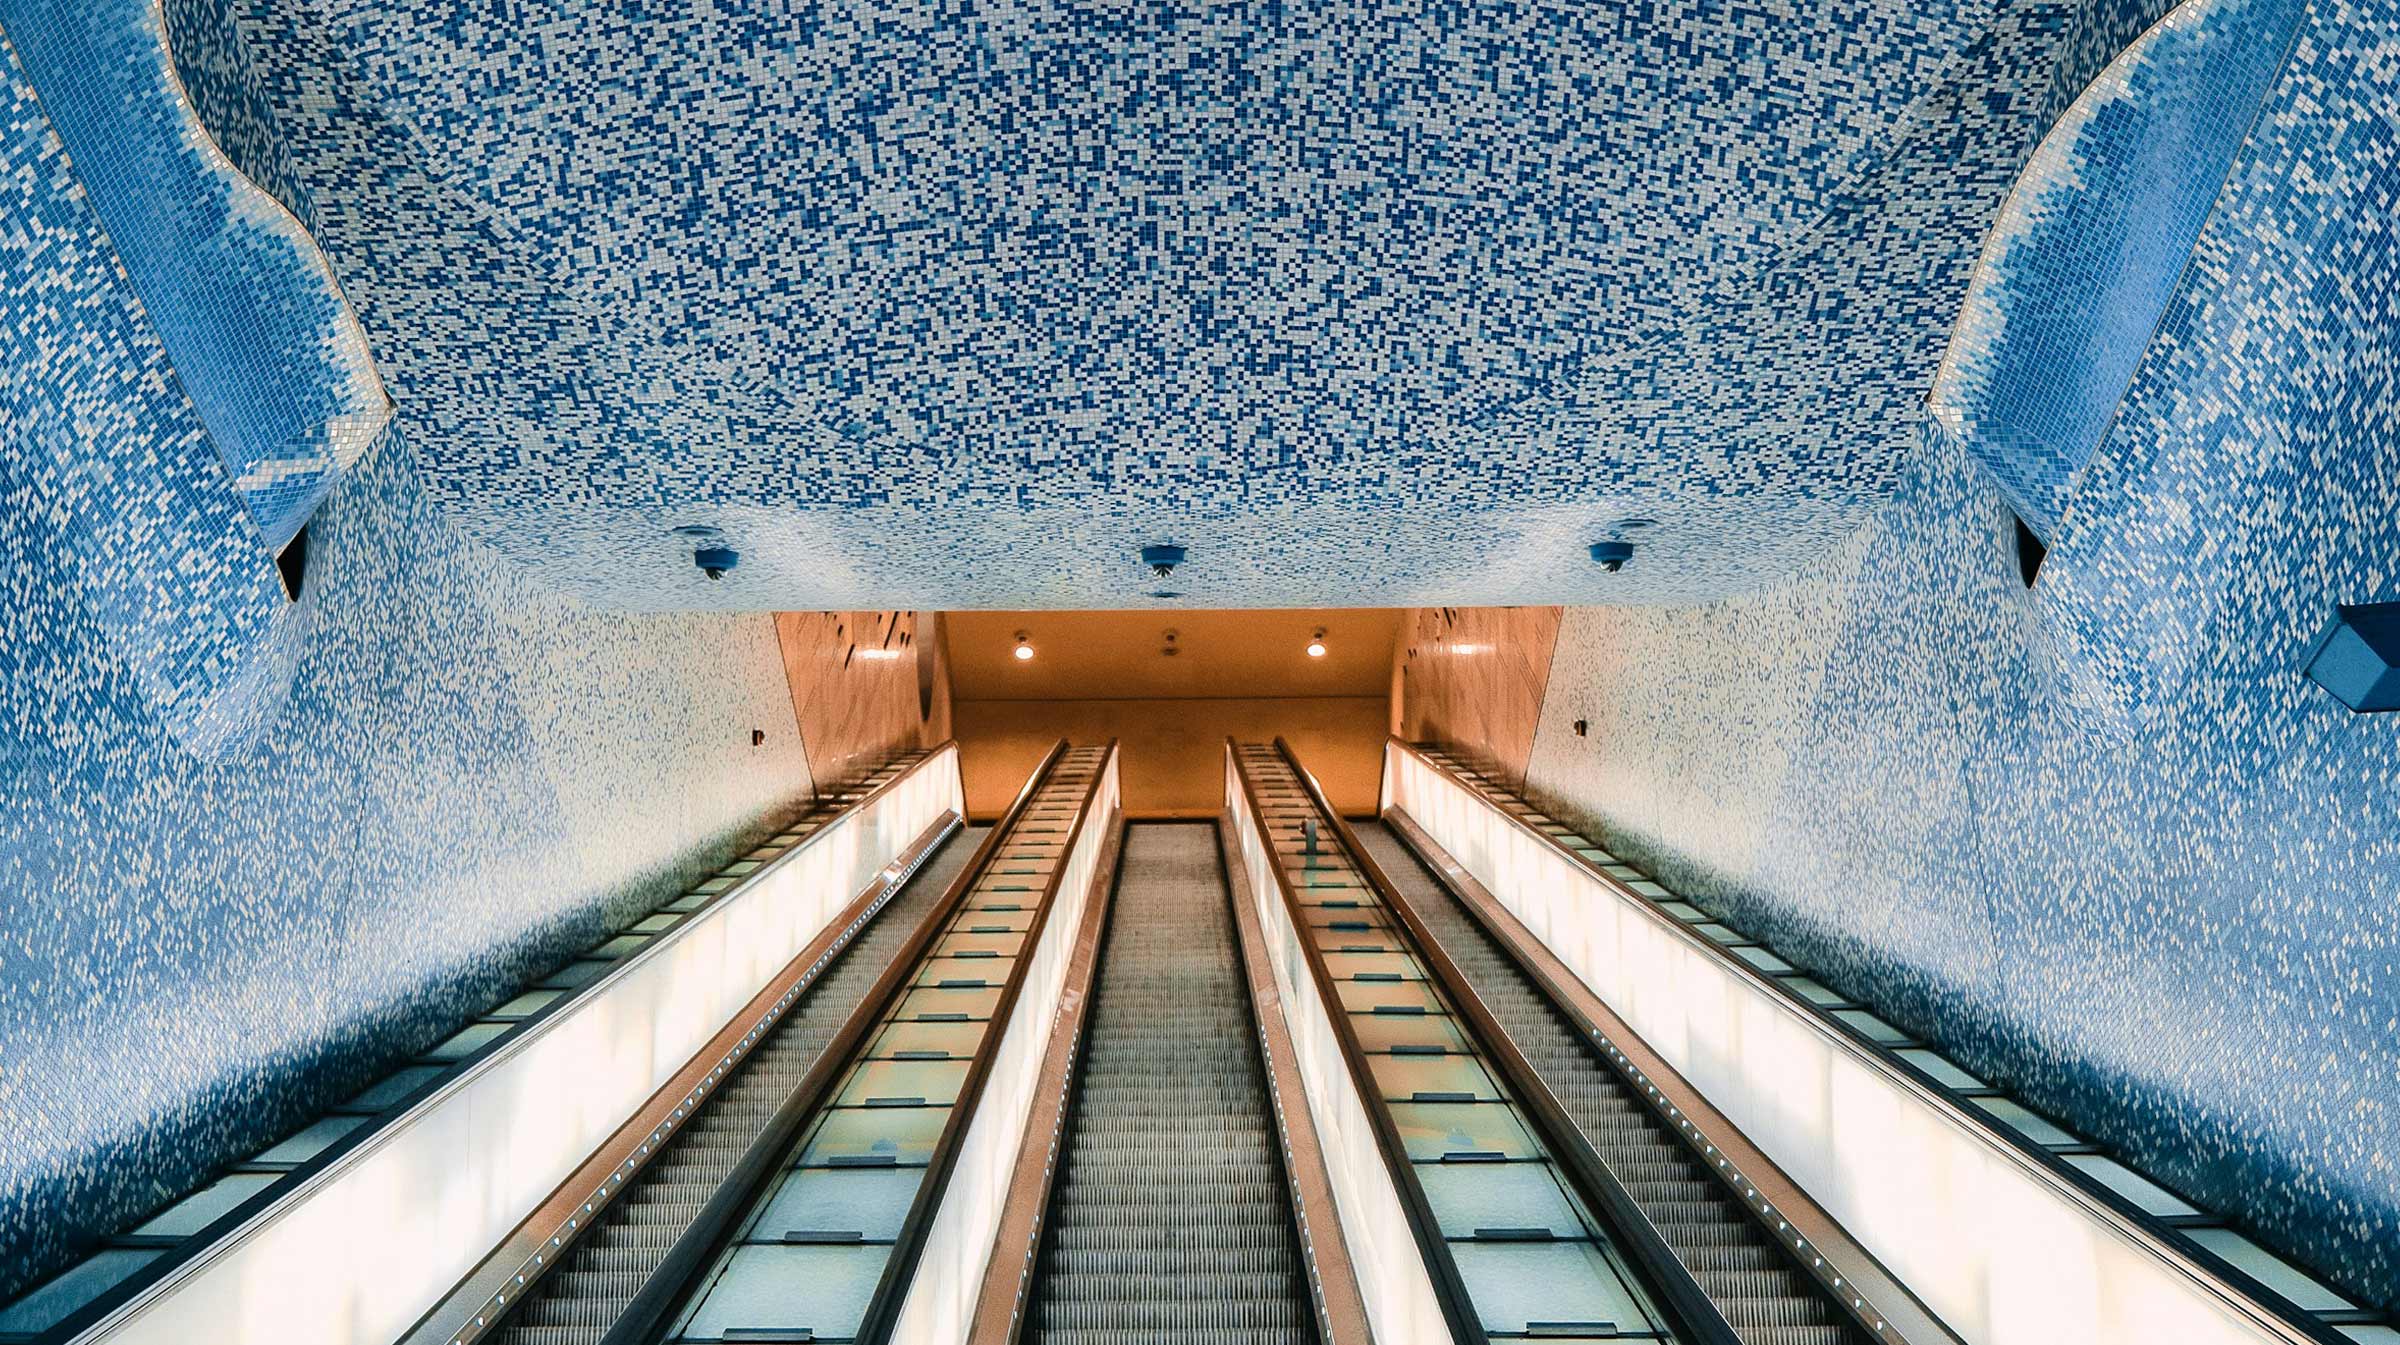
left=237, top=0, right=2087, bottom=608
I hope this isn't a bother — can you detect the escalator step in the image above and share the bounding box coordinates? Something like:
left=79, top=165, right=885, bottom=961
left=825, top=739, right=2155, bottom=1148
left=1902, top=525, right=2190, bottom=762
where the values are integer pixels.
left=1023, top=824, right=1317, bottom=1345
left=1351, top=822, right=1869, bottom=1345
left=481, top=822, right=980, bottom=1345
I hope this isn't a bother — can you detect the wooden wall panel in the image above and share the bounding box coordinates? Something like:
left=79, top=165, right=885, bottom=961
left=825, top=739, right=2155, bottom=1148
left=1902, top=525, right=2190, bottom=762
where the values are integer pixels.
left=1392, top=606, right=1562, bottom=789
left=775, top=610, right=952, bottom=793
left=954, top=696, right=1388, bottom=819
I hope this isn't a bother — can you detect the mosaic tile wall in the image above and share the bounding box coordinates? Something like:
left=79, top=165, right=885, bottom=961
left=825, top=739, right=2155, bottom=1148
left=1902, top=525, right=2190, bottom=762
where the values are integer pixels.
left=0, top=0, right=386, bottom=553
left=0, top=24, right=817, bottom=1297
left=0, top=416, right=814, bottom=1301
left=0, top=0, right=387, bottom=760
left=1523, top=0, right=2400, bottom=1305
left=212, top=0, right=2146, bottom=610
left=1935, top=0, right=2307, bottom=539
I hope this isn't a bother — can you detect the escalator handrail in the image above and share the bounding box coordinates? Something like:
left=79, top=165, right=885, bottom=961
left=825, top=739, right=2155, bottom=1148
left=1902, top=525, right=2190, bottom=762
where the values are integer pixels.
left=1377, top=805, right=1955, bottom=1345
left=406, top=809, right=967, bottom=1345
left=1213, top=821, right=1378, bottom=1345
left=854, top=739, right=1118, bottom=1345
left=964, top=814, right=1129, bottom=1342
left=1384, top=738, right=2351, bottom=1345
left=1225, top=739, right=1491, bottom=1345
left=1274, top=738, right=1747, bottom=1345
left=39, top=743, right=962, bottom=1345
left=598, top=740, right=1074, bottom=1345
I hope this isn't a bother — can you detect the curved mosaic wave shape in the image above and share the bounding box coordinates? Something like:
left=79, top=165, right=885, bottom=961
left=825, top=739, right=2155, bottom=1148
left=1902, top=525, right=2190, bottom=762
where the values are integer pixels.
left=0, top=0, right=389, bottom=756
left=1930, top=0, right=2306, bottom=538
left=2, top=0, right=388, bottom=553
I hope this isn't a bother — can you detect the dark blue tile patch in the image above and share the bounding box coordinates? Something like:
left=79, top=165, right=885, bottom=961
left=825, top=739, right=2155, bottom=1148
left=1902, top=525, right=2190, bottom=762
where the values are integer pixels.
left=1937, top=0, right=2307, bottom=538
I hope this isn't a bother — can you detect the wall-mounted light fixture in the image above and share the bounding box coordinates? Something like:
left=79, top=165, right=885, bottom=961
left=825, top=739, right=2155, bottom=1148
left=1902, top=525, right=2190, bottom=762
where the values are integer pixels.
left=1140, top=543, right=1187, bottom=578
left=1306, top=627, right=1328, bottom=658
left=1013, top=631, right=1035, bottom=662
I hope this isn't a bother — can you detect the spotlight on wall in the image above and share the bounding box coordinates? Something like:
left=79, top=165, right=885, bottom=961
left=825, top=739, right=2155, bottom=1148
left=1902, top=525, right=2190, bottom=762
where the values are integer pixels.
left=1013, top=631, right=1035, bottom=662
left=1306, top=627, right=1328, bottom=658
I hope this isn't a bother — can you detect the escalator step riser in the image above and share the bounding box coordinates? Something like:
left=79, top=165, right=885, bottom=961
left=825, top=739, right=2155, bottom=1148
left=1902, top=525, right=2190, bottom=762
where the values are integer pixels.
left=1025, top=827, right=1317, bottom=1345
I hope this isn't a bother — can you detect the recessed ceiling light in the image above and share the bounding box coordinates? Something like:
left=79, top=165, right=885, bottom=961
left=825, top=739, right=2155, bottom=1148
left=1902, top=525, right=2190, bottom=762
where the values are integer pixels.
left=1013, top=630, right=1035, bottom=661
left=1307, top=628, right=1327, bottom=658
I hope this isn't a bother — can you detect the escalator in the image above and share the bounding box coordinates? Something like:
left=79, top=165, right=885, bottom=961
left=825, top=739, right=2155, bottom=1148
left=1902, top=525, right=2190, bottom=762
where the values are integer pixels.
left=1353, top=819, right=1870, bottom=1345
left=485, top=822, right=989, bottom=1345
left=1019, top=823, right=1318, bottom=1345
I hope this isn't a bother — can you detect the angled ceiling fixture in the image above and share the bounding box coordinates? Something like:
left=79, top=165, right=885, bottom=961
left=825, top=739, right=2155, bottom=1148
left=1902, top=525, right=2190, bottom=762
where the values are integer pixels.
left=1013, top=630, right=1035, bottom=661
left=1306, top=627, right=1328, bottom=658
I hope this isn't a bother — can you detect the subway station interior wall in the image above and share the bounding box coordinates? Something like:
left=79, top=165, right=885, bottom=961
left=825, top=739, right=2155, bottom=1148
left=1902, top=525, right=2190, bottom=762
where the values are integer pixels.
left=1526, top=423, right=2400, bottom=1307
left=955, top=697, right=1387, bottom=819
left=1511, top=1, right=2400, bottom=1306
left=0, top=430, right=815, bottom=1300
left=774, top=609, right=953, bottom=788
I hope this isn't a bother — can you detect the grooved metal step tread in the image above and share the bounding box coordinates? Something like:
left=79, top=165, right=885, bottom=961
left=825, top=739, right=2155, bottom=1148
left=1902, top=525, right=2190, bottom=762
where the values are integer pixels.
left=481, top=822, right=985, bottom=1345
left=1023, top=824, right=1318, bottom=1345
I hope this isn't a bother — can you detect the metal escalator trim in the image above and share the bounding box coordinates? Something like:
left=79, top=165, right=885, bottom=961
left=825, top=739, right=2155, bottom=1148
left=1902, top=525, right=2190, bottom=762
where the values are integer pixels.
left=599, top=740, right=1078, bottom=1345
left=1386, top=738, right=2367, bottom=1345
left=964, top=816, right=1129, bottom=1343
left=853, top=742, right=1117, bottom=1345
left=1224, top=742, right=1489, bottom=1345
left=1216, top=821, right=1375, bottom=1345
left=41, top=749, right=952, bottom=1345
left=1017, top=822, right=1326, bottom=1345
left=1267, top=737, right=1746, bottom=1345
left=1375, top=806, right=1956, bottom=1345
left=404, top=808, right=965, bottom=1345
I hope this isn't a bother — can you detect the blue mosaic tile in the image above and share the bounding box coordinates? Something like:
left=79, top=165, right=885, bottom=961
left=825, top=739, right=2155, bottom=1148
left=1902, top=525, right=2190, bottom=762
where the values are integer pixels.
left=1527, top=0, right=2400, bottom=1306
left=0, top=42, right=818, bottom=1281
left=210, top=0, right=2146, bottom=609
left=0, top=415, right=816, bottom=1301
left=0, top=0, right=387, bottom=553
left=1936, top=0, right=2307, bottom=538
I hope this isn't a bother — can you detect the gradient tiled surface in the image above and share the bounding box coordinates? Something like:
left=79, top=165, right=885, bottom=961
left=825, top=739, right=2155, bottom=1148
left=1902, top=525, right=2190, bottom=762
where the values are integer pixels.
left=1526, top=2, right=2400, bottom=1301
left=0, top=0, right=387, bottom=759
left=1936, top=0, right=2307, bottom=538
left=0, top=28, right=815, bottom=1290
left=0, top=413, right=814, bottom=1300
left=209, top=0, right=2169, bottom=610
left=1, top=0, right=385, bottom=552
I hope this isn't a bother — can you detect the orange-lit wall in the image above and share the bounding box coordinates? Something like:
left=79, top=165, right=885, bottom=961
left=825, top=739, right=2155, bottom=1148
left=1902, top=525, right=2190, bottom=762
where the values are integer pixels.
left=1390, top=606, right=1561, bottom=790
left=775, top=610, right=952, bottom=791
left=955, top=696, right=1388, bottom=819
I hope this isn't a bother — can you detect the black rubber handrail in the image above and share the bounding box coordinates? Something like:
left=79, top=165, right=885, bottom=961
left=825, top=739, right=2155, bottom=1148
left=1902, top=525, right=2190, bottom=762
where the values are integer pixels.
left=1224, top=739, right=1491, bottom=1345
left=971, top=813, right=1131, bottom=1341
left=1387, top=738, right=2363, bottom=1345
left=1373, top=804, right=1930, bottom=1344
left=28, top=746, right=959, bottom=1345
left=852, top=741, right=1117, bottom=1345
left=599, top=741, right=1077, bottom=1345
left=1276, top=738, right=1748, bottom=1345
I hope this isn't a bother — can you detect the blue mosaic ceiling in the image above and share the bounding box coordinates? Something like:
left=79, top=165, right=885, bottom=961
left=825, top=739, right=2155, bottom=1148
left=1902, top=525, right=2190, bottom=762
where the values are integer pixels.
left=219, top=0, right=2113, bottom=608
